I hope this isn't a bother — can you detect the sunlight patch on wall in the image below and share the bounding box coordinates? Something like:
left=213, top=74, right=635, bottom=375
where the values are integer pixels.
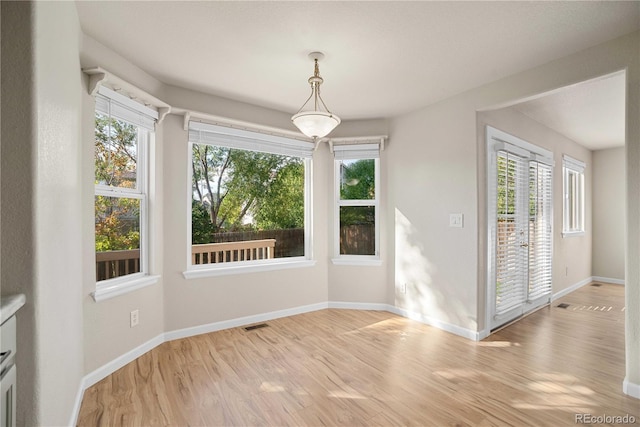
left=394, top=208, right=443, bottom=320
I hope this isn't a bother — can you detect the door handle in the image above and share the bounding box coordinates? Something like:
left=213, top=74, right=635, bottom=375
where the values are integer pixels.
left=520, top=243, right=529, bottom=248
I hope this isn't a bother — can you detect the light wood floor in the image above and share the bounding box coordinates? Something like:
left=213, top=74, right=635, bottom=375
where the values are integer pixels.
left=78, top=283, right=640, bottom=426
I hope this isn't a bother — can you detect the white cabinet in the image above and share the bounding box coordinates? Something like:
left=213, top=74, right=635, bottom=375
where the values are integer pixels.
left=0, top=365, right=16, bottom=427
left=0, top=294, right=24, bottom=427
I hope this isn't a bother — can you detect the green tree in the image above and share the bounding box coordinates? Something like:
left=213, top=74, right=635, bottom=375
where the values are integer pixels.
left=191, top=199, right=213, bottom=244
left=95, top=114, right=137, bottom=188
left=255, top=161, right=304, bottom=229
left=95, top=196, right=140, bottom=251
left=192, top=144, right=304, bottom=240
left=94, top=114, right=141, bottom=252
left=339, top=159, right=375, bottom=225
left=340, top=158, right=375, bottom=200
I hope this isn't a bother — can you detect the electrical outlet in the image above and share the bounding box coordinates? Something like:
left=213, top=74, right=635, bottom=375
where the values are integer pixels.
left=565, top=267, right=569, bottom=277
left=402, top=283, right=407, bottom=294
left=130, top=309, right=139, bottom=328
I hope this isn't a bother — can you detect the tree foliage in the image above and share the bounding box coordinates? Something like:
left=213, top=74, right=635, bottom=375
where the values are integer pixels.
left=95, top=196, right=140, bottom=251
left=192, top=144, right=304, bottom=241
left=339, top=159, right=375, bottom=226
left=95, top=114, right=138, bottom=188
left=340, top=159, right=375, bottom=201
left=94, top=114, right=141, bottom=252
left=254, top=162, right=304, bottom=229
left=191, top=199, right=213, bottom=244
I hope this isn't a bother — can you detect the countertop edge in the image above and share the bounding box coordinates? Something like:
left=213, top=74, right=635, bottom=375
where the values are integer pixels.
left=1, top=294, right=26, bottom=325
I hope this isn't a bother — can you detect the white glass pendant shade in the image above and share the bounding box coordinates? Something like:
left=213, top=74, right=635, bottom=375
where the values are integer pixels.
left=291, top=111, right=341, bottom=139
left=292, top=52, right=340, bottom=139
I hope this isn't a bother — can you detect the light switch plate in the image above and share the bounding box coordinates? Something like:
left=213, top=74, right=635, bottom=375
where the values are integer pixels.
left=449, top=213, right=463, bottom=228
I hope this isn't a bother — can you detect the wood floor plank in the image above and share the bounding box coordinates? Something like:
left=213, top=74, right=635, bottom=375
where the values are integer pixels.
left=77, top=283, right=640, bottom=426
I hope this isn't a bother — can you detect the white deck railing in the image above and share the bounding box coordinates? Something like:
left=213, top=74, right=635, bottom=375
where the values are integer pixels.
left=96, top=239, right=277, bottom=280
left=95, top=249, right=140, bottom=281
left=191, top=239, right=276, bottom=265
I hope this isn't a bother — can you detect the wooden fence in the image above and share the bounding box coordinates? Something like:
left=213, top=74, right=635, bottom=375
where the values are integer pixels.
left=340, top=224, right=375, bottom=255
left=208, top=228, right=305, bottom=258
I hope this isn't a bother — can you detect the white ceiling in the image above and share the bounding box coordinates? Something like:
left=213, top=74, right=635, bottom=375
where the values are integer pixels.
left=514, top=72, right=626, bottom=150
left=75, top=1, right=639, bottom=145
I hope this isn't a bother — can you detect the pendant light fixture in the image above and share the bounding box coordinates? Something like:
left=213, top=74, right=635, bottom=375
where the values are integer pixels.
left=291, top=52, right=341, bottom=139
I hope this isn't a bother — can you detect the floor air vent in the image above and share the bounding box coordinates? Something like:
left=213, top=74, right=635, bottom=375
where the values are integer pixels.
left=591, top=283, right=602, bottom=287
left=557, top=303, right=570, bottom=309
left=244, top=323, right=269, bottom=331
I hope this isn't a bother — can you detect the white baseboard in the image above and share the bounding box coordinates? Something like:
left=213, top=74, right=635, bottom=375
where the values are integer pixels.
left=328, top=301, right=389, bottom=311
left=623, top=378, right=640, bottom=399
left=164, top=302, right=329, bottom=342
left=83, top=333, right=165, bottom=389
left=592, top=276, right=625, bottom=285
left=328, top=301, right=480, bottom=341
left=387, top=305, right=481, bottom=341
left=68, top=381, right=85, bottom=427
left=552, top=276, right=593, bottom=301
left=477, top=329, right=491, bottom=341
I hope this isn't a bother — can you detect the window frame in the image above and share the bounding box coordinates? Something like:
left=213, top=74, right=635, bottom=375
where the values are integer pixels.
left=562, top=154, right=586, bottom=237
left=331, top=140, right=382, bottom=266
left=92, top=86, right=160, bottom=301
left=184, top=121, right=316, bottom=279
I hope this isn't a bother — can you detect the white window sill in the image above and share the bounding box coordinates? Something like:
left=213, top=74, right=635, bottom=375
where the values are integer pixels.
left=331, top=257, right=382, bottom=266
left=183, top=258, right=316, bottom=279
left=562, top=231, right=585, bottom=238
left=92, top=274, right=160, bottom=302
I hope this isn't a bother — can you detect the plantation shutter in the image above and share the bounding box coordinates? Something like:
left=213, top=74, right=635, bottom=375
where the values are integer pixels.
left=95, top=86, right=158, bottom=131
left=528, top=162, right=553, bottom=300
left=189, top=121, right=314, bottom=159
left=495, top=151, right=530, bottom=315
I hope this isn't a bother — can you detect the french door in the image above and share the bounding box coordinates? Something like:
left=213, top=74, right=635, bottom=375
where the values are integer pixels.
left=487, top=127, right=553, bottom=331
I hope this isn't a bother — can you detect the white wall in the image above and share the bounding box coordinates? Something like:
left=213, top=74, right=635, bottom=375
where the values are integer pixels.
left=1, top=2, right=85, bottom=424
left=1, top=3, right=37, bottom=423
left=592, top=147, right=625, bottom=282
left=388, top=97, right=479, bottom=333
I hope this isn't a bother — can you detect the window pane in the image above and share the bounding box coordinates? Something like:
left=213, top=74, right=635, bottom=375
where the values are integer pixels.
left=95, top=196, right=141, bottom=281
left=340, top=206, right=375, bottom=255
left=95, top=112, right=138, bottom=189
left=191, top=144, right=305, bottom=265
left=563, top=167, right=584, bottom=233
left=340, top=159, right=375, bottom=200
